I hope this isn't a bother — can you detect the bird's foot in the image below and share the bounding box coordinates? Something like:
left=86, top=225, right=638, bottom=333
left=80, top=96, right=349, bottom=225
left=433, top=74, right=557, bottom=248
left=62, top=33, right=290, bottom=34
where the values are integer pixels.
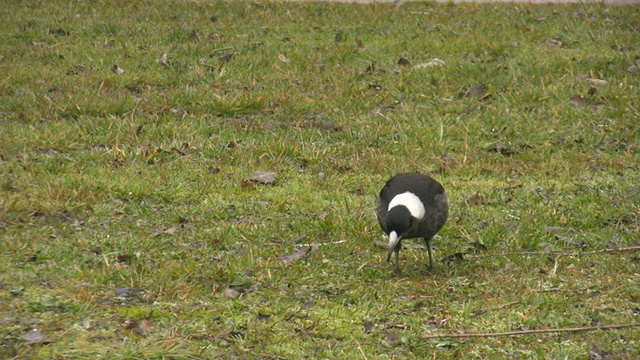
left=394, top=266, right=403, bottom=276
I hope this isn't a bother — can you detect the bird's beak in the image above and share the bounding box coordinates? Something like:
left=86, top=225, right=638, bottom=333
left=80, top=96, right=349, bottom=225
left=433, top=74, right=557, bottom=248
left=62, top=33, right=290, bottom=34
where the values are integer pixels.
left=386, top=231, right=400, bottom=262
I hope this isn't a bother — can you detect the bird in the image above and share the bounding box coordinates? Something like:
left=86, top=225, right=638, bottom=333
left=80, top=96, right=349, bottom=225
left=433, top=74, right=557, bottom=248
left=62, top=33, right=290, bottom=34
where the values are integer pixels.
left=376, top=173, right=449, bottom=275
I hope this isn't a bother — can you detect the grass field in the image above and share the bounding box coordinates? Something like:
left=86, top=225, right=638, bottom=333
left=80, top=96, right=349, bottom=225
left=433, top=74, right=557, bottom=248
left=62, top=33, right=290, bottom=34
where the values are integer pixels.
left=1, top=0, right=639, bottom=358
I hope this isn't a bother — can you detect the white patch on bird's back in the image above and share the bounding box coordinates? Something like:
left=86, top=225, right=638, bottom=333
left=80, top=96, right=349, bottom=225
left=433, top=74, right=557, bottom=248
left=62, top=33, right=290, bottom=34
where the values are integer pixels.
left=388, top=191, right=425, bottom=219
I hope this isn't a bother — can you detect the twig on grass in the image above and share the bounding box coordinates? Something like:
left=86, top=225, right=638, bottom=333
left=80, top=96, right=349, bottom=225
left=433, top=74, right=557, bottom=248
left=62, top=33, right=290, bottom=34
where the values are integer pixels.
left=374, top=241, right=389, bottom=249
left=355, top=339, right=368, bottom=360
left=467, top=246, right=640, bottom=259
left=420, top=323, right=640, bottom=339
left=0, top=75, right=12, bottom=89
left=574, top=246, right=640, bottom=256
left=294, top=240, right=345, bottom=247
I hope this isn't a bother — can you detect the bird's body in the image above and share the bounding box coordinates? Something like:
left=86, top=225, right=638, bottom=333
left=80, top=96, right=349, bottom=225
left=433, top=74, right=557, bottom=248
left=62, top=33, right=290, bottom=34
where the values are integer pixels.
left=376, top=173, right=448, bottom=275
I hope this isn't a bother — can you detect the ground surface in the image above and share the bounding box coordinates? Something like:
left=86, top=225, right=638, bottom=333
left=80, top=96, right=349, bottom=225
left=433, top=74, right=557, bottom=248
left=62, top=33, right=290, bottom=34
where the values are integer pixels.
left=292, top=0, right=638, bottom=4
left=1, top=0, right=639, bottom=358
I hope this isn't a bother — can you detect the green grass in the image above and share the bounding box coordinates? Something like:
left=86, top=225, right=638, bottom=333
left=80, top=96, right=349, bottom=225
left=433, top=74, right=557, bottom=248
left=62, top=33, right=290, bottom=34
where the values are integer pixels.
left=1, top=0, right=639, bottom=358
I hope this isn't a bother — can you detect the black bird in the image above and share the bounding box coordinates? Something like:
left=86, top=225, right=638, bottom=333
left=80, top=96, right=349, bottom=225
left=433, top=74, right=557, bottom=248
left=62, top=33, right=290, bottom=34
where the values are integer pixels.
left=376, top=173, right=449, bottom=275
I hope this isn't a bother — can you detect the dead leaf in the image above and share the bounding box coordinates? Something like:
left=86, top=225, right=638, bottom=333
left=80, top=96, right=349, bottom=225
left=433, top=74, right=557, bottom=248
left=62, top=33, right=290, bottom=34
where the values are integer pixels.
left=277, top=54, right=290, bottom=63
left=364, top=321, right=375, bottom=333
left=21, top=317, right=42, bottom=325
left=589, top=162, right=603, bottom=171
left=19, top=329, right=51, bottom=345
left=244, top=171, right=276, bottom=185
left=136, top=320, right=153, bottom=334
left=124, top=319, right=149, bottom=332
left=587, top=78, right=607, bottom=86
left=570, top=94, right=595, bottom=108
left=279, top=246, right=313, bottom=262
left=487, top=144, right=516, bottom=156
left=170, top=108, right=188, bottom=117
left=226, top=139, right=239, bottom=148
left=115, top=287, right=145, bottom=299
left=463, top=192, right=485, bottom=206
left=152, top=226, right=177, bottom=237
left=226, top=247, right=245, bottom=255
left=49, top=28, right=69, bottom=36
left=382, top=332, right=402, bottom=347
left=459, top=84, right=486, bottom=98
left=301, top=300, right=314, bottom=309
left=293, top=234, right=307, bottom=244
left=116, top=254, right=134, bottom=264
left=498, top=262, right=515, bottom=272
left=122, top=319, right=152, bottom=336
left=157, top=52, right=169, bottom=66
left=76, top=319, right=92, bottom=330
left=218, top=53, right=233, bottom=63
left=224, top=330, right=245, bottom=340
left=442, top=252, right=465, bottom=263
left=613, top=45, right=635, bottom=52
left=139, top=147, right=162, bottom=159
left=555, top=234, right=585, bottom=248
left=397, top=57, right=411, bottom=66
left=335, top=31, right=343, bottom=43
left=224, top=288, right=240, bottom=299
left=589, top=344, right=612, bottom=360
left=252, top=313, right=270, bottom=321
left=171, top=146, right=187, bottom=156
left=315, top=120, right=339, bottom=131
left=413, top=58, right=445, bottom=68
left=546, top=39, right=563, bottom=48
left=369, top=104, right=395, bottom=115
left=471, top=241, right=488, bottom=251
left=110, top=64, right=124, bottom=74
left=229, top=276, right=253, bottom=290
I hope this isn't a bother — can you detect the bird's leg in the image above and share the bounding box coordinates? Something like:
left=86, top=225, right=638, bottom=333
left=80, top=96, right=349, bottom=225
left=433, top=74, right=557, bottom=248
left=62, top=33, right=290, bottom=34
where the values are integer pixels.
left=394, top=247, right=402, bottom=275
left=424, top=237, right=434, bottom=273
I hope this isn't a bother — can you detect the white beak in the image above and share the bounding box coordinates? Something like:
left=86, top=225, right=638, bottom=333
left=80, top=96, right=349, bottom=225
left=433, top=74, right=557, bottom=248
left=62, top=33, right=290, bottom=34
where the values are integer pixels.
left=386, top=231, right=401, bottom=261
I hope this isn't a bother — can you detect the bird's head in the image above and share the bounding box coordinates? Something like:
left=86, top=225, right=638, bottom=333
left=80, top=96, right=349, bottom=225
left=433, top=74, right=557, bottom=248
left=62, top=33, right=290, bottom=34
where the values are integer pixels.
left=385, top=206, right=413, bottom=261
